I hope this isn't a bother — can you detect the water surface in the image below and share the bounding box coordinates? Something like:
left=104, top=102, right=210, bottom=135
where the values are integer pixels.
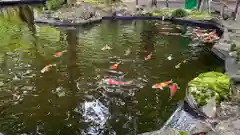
left=0, top=19, right=223, bottom=135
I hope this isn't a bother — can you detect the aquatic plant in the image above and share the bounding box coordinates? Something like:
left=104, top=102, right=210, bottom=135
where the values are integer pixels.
left=179, top=131, right=189, bottom=135
left=171, top=8, right=189, bottom=18
left=188, top=72, right=230, bottom=106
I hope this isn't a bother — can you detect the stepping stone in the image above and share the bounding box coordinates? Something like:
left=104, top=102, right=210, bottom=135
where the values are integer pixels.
left=225, top=57, right=240, bottom=82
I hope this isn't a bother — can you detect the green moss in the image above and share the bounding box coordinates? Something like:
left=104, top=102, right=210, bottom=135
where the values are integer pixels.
left=188, top=72, right=230, bottom=106
left=179, top=131, right=189, bottom=135
left=171, top=8, right=189, bottom=18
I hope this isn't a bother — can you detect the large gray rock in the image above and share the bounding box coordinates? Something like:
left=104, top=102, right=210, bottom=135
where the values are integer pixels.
left=202, top=97, right=217, bottom=118
left=225, top=57, right=240, bottom=82
left=160, top=103, right=213, bottom=134
left=217, top=102, right=240, bottom=120
left=215, top=118, right=240, bottom=135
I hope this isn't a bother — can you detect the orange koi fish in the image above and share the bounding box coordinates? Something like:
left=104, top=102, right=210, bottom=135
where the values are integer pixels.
left=169, top=83, right=178, bottom=97
left=110, top=62, right=121, bottom=69
left=54, top=50, right=67, bottom=57
left=145, top=53, right=152, bottom=61
left=152, top=80, right=172, bottom=89
left=41, top=64, right=57, bottom=73
left=104, top=79, right=132, bottom=85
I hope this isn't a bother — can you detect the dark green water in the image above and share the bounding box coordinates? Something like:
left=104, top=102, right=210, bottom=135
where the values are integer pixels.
left=0, top=18, right=223, bottom=135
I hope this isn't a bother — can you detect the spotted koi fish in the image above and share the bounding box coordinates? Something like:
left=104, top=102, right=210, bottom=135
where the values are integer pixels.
left=152, top=80, right=172, bottom=89
left=103, top=79, right=132, bottom=85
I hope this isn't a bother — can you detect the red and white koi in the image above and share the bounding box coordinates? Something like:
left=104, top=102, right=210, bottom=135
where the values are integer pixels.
left=110, top=62, right=121, bottom=69
left=54, top=50, right=67, bottom=57
left=169, top=83, right=178, bottom=97
left=103, top=79, right=132, bottom=85
left=145, top=53, right=152, bottom=61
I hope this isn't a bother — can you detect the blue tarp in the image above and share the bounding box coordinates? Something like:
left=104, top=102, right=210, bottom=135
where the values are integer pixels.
left=0, top=0, right=46, bottom=6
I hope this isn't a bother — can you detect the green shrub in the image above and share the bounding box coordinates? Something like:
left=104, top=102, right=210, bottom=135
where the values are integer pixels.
left=188, top=72, right=230, bottom=106
left=171, top=8, right=188, bottom=18
left=151, top=9, right=174, bottom=17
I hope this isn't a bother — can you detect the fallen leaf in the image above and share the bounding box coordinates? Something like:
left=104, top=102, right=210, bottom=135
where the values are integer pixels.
left=175, top=63, right=181, bottom=69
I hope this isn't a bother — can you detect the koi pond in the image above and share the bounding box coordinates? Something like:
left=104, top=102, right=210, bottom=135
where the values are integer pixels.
left=0, top=19, right=223, bottom=135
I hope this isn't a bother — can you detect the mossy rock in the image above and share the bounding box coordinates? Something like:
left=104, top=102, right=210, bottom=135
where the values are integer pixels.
left=188, top=72, right=230, bottom=106
left=150, top=128, right=190, bottom=135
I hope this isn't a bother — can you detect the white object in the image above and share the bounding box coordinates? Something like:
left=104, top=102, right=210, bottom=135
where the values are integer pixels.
left=167, top=54, right=173, bottom=60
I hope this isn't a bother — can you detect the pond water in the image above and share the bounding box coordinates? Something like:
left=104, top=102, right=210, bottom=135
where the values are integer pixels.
left=0, top=18, right=224, bottom=135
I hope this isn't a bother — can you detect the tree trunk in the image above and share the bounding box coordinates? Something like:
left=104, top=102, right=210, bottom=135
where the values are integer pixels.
left=233, top=0, right=240, bottom=20
left=19, top=6, right=36, bottom=34
left=151, top=0, right=157, bottom=7
left=166, top=0, right=169, bottom=7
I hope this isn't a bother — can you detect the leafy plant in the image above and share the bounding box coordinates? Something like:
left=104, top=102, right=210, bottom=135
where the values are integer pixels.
left=171, top=8, right=188, bottom=18
left=179, top=131, right=189, bottom=135
left=187, top=10, right=211, bottom=20
left=188, top=72, right=230, bottom=106
left=151, top=9, right=175, bottom=17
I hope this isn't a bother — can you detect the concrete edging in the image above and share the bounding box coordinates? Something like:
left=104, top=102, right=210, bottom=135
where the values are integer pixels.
left=34, top=17, right=103, bottom=27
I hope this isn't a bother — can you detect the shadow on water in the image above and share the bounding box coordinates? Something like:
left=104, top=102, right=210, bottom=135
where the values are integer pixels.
left=0, top=9, right=224, bottom=135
